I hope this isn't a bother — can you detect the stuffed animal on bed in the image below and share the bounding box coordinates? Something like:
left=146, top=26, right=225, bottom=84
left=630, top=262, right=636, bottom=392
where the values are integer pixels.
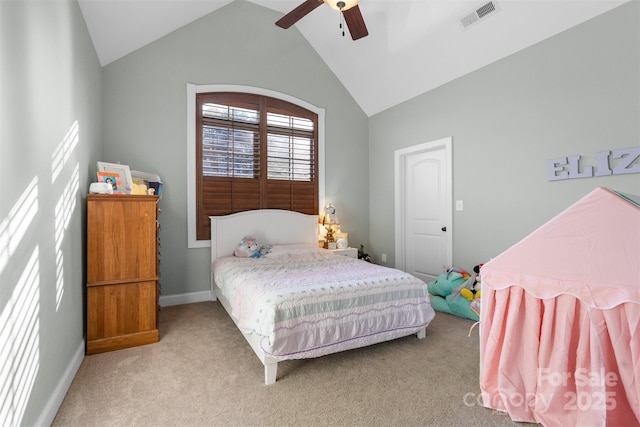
left=233, top=236, right=271, bottom=258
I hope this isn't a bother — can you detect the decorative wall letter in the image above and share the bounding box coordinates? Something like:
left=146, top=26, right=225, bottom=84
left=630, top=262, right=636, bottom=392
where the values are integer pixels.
left=611, top=147, right=640, bottom=175
left=594, top=151, right=612, bottom=177
left=547, top=146, right=640, bottom=181
left=547, top=157, right=569, bottom=181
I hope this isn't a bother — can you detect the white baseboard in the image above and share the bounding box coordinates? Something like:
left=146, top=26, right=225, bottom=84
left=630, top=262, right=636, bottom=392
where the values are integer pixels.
left=34, top=292, right=212, bottom=425
left=35, top=293, right=212, bottom=425
left=159, top=290, right=213, bottom=307
left=36, top=340, right=84, bottom=427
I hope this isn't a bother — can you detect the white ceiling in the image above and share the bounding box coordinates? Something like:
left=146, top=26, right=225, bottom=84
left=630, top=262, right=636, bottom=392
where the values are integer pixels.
left=78, top=0, right=628, bottom=116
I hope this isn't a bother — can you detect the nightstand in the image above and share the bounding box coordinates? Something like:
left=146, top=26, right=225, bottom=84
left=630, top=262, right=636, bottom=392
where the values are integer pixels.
left=330, top=247, right=358, bottom=258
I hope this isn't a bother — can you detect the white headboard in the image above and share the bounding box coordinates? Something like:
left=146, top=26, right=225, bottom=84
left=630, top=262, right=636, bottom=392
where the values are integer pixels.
left=210, top=209, right=319, bottom=263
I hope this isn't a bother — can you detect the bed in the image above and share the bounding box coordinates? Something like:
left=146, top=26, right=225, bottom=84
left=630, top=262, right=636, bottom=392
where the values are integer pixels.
left=210, top=209, right=436, bottom=385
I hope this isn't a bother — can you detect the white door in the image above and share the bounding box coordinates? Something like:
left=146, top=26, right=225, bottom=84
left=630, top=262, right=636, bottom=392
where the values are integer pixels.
left=394, top=138, right=452, bottom=283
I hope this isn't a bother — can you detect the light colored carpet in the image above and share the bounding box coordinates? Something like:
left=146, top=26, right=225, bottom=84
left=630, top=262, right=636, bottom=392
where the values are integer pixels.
left=53, top=301, right=532, bottom=426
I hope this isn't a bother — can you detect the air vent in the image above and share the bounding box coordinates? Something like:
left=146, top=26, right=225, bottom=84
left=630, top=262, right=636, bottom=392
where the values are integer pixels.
left=460, top=1, right=500, bottom=29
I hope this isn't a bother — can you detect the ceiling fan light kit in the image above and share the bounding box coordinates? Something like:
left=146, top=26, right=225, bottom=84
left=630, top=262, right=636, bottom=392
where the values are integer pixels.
left=276, top=0, right=368, bottom=40
left=326, top=0, right=359, bottom=11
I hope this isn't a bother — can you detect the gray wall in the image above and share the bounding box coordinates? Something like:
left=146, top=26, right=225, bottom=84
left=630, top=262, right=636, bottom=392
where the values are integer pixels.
left=1, top=1, right=638, bottom=424
left=0, top=0, right=103, bottom=425
left=369, top=1, right=639, bottom=270
left=101, top=0, right=370, bottom=296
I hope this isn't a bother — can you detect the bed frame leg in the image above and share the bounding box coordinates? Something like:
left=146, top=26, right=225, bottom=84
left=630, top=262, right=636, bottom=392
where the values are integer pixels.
left=417, top=327, right=427, bottom=339
left=264, top=361, right=278, bottom=385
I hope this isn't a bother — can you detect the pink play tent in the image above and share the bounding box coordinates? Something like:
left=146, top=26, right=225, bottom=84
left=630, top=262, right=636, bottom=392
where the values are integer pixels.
left=479, top=187, right=640, bottom=426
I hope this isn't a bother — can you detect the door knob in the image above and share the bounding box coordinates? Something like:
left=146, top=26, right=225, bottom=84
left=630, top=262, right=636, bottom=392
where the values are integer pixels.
left=441, top=226, right=447, bottom=232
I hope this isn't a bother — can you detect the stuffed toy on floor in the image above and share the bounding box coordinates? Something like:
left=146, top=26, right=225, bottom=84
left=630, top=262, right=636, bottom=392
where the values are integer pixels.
left=428, top=267, right=469, bottom=297
left=460, top=264, right=483, bottom=318
left=428, top=265, right=482, bottom=321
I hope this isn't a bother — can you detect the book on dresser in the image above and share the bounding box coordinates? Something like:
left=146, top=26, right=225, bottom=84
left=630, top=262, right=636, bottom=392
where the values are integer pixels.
left=86, top=194, right=160, bottom=354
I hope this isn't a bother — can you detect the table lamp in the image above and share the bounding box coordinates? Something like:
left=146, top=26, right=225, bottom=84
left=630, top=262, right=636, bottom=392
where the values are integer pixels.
left=320, top=204, right=340, bottom=249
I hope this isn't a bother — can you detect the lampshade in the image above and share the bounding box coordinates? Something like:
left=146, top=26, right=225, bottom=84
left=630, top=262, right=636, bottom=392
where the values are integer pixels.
left=325, top=0, right=360, bottom=11
left=320, top=204, right=339, bottom=226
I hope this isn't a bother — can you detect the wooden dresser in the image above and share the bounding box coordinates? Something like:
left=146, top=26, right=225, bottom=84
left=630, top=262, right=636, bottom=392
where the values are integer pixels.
left=86, top=194, right=160, bottom=354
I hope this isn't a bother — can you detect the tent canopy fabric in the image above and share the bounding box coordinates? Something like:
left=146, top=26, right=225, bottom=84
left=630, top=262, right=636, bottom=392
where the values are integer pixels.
left=481, top=187, right=640, bottom=309
left=479, top=187, right=640, bottom=426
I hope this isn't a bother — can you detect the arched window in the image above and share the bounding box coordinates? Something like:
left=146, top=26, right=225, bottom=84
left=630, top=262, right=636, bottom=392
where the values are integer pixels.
left=190, top=89, right=320, bottom=242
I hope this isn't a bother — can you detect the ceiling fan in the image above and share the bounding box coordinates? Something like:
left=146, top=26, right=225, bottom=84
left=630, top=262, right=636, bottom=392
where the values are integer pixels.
left=276, top=0, right=369, bottom=41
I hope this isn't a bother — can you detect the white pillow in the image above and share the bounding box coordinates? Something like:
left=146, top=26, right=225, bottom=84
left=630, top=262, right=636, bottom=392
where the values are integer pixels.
left=266, top=243, right=324, bottom=257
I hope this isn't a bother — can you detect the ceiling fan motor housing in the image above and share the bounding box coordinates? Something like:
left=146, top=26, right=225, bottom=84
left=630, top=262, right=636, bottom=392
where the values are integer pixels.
left=326, top=0, right=360, bottom=11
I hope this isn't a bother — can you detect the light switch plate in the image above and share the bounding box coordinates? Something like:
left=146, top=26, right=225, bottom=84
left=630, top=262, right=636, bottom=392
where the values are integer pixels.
left=456, top=200, right=464, bottom=211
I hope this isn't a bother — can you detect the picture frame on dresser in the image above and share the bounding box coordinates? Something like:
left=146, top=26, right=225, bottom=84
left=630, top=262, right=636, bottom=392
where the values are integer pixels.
left=97, top=161, right=133, bottom=192
left=96, top=171, right=121, bottom=192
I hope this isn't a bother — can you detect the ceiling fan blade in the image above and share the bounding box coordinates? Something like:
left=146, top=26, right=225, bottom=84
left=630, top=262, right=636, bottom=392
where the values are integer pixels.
left=276, top=0, right=324, bottom=29
left=342, top=5, right=368, bottom=40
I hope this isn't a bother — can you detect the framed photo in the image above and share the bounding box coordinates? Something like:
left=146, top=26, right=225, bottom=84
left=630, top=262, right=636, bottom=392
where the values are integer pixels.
left=97, top=171, right=121, bottom=192
left=97, top=161, right=133, bottom=192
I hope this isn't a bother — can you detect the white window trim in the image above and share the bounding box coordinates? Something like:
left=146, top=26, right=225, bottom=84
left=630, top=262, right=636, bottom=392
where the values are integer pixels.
left=187, top=84, right=326, bottom=248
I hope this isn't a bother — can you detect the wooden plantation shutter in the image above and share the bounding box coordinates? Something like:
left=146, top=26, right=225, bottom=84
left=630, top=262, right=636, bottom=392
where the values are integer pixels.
left=265, top=98, right=317, bottom=214
left=195, top=92, right=318, bottom=240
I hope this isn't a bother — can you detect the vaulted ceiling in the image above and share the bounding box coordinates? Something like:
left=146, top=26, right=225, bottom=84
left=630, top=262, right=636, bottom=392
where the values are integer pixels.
left=77, top=0, right=628, bottom=116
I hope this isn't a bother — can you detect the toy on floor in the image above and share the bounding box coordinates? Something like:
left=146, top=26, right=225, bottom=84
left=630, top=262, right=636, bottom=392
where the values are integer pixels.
left=428, top=267, right=469, bottom=297
left=460, top=264, right=482, bottom=318
left=428, top=265, right=483, bottom=321
left=459, top=264, right=483, bottom=301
